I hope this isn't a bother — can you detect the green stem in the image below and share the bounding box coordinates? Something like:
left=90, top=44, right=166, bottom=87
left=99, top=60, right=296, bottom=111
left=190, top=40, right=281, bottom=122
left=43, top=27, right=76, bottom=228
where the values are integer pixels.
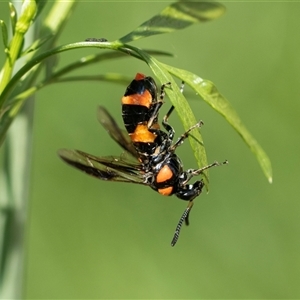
left=0, top=1, right=37, bottom=297
left=0, top=0, right=37, bottom=97
left=0, top=29, right=23, bottom=96
left=0, top=41, right=137, bottom=109
left=0, top=1, right=77, bottom=298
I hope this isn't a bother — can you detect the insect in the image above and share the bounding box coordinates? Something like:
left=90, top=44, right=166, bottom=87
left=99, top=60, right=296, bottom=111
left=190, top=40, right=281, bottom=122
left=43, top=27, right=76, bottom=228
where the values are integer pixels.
left=58, top=73, right=227, bottom=246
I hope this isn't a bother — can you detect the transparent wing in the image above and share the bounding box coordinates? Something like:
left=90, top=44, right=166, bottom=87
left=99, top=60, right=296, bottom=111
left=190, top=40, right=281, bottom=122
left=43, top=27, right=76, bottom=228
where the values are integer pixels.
left=58, top=149, right=146, bottom=185
left=97, top=106, right=137, bottom=158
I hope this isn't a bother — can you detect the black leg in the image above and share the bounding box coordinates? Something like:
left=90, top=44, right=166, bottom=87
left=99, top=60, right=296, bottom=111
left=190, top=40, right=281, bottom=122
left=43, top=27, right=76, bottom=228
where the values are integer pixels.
left=162, top=106, right=176, bottom=140
left=169, top=120, right=204, bottom=152
left=147, top=82, right=171, bottom=129
left=182, top=160, right=228, bottom=185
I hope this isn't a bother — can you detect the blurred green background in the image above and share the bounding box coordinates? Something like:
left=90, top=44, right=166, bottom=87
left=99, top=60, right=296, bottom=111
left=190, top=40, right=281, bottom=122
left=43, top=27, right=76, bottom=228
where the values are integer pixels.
left=2, top=1, right=300, bottom=299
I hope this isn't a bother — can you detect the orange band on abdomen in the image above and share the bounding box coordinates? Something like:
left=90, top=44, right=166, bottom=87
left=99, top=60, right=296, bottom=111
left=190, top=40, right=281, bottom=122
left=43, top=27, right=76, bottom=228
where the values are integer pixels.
left=130, top=124, right=156, bottom=143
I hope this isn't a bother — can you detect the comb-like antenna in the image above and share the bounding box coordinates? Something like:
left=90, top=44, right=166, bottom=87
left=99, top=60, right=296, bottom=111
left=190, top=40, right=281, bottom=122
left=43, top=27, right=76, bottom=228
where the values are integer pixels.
left=171, top=201, right=194, bottom=247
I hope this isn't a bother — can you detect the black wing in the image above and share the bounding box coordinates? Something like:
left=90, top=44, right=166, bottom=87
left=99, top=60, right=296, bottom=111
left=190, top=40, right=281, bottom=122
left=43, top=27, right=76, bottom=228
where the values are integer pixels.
left=97, top=106, right=138, bottom=158
left=58, top=149, right=147, bottom=185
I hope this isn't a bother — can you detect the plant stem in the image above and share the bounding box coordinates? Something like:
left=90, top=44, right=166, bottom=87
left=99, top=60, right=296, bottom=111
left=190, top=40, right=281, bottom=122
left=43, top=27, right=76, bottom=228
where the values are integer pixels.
left=0, top=1, right=76, bottom=297
left=0, top=1, right=36, bottom=298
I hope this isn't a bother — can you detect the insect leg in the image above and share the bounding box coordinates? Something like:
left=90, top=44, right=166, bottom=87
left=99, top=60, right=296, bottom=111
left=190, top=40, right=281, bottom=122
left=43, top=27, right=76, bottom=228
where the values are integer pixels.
left=182, top=160, right=228, bottom=185
left=147, top=81, right=171, bottom=129
left=161, top=80, right=185, bottom=137
left=169, top=120, right=204, bottom=152
left=161, top=106, right=176, bottom=140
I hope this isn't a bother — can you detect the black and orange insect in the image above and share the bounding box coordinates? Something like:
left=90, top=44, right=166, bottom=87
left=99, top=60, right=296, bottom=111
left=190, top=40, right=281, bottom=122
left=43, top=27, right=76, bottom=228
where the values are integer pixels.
left=58, top=73, right=227, bottom=246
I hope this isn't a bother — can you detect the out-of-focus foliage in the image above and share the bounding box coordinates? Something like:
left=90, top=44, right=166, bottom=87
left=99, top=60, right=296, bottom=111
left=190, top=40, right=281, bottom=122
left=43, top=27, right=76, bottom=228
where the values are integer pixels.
left=1, top=1, right=298, bottom=299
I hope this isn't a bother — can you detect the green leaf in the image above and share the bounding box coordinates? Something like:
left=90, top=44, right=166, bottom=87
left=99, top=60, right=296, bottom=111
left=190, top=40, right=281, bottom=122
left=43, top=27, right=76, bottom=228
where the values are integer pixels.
left=0, top=20, right=9, bottom=49
left=52, top=49, right=172, bottom=79
left=162, top=65, right=273, bottom=183
left=8, top=2, right=18, bottom=36
left=50, top=73, right=133, bottom=85
left=118, top=1, right=225, bottom=43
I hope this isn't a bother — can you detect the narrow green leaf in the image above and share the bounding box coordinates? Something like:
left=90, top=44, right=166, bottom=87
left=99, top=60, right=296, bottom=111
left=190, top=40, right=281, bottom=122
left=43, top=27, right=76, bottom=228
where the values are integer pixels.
left=8, top=2, right=18, bottom=35
left=163, top=65, right=273, bottom=183
left=0, top=20, right=9, bottom=49
left=118, top=1, right=225, bottom=43
left=51, top=74, right=132, bottom=85
left=52, top=49, right=172, bottom=79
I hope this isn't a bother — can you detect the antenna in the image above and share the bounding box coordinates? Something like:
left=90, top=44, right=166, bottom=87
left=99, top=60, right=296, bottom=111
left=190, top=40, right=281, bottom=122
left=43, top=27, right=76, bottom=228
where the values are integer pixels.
left=171, top=201, right=194, bottom=247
